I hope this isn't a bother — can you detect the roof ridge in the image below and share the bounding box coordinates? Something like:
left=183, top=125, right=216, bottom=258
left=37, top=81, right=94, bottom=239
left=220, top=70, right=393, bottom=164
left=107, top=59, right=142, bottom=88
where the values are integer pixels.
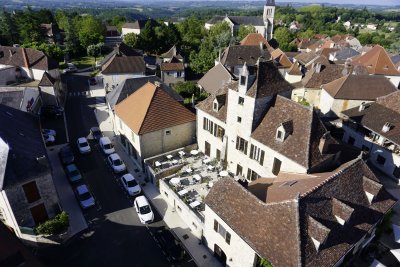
left=300, top=158, right=362, bottom=199
left=137, top=83, right=158, bottom=134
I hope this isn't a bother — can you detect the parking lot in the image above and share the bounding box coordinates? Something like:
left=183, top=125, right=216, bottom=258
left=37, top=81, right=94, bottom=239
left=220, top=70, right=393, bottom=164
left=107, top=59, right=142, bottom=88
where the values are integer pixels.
left=37, top=73, right=196, bottom=267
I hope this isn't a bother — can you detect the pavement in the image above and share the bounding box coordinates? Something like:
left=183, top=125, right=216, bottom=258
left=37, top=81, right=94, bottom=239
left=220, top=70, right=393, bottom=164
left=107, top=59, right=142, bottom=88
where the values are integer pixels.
left=94, top=89, right=221, bottom=267
left=46, top=144, right=88, bottom=238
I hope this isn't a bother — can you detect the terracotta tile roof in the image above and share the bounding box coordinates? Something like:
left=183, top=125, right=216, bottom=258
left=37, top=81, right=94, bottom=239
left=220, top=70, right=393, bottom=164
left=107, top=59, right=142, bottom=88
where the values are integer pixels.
left=287, top=62, right=302, bottom=75
left=207, top=158, right=396, bottom=267
left=251, top=96, right=337, bottom=169
left=160, top=62, right=184, bottom=71
left=38, top=72, right=56, bottom=87
left=343, top=102, right=400, bottom=145
left=114, top=82, right=195, bottom=135
left=352, top=45, right=400, bottom=76
left=220, top=45, right=271, bottom=67
left=101, top=43, right=145, bottom=74
left=0, top=46, right=58, bottom=70
left=271, top=48, right=292, bottom=68
left=322, top=74, right=397, bottom=100
left=376, top=90, right=400, bottom=113
left=240, top=33, right=271, bottom=49
left=197, top=63, right=235, bottom=95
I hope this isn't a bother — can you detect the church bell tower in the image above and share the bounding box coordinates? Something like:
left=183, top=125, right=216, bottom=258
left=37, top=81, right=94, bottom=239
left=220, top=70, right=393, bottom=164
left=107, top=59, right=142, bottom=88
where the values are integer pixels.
left=263, top=0, right=275, bottom=40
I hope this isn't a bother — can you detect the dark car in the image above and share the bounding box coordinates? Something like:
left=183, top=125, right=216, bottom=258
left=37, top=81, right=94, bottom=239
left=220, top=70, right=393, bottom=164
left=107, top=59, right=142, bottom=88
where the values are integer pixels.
left=90, top=127, right=103, bottom=141
left=156, top=229, right=185, bottom=262
left=40, top=105, right=64, bottom=117
left=59, top=145, right=74, bottom=165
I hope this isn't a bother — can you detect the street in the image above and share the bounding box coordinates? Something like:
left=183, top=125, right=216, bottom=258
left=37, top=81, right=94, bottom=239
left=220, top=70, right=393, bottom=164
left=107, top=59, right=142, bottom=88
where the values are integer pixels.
left=37, top=73, right=196, bottom=267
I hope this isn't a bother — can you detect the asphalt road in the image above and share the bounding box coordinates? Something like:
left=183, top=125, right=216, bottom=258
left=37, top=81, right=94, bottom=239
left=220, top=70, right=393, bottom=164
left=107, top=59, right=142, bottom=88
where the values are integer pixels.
left=37, top=73, right=196, bottom=267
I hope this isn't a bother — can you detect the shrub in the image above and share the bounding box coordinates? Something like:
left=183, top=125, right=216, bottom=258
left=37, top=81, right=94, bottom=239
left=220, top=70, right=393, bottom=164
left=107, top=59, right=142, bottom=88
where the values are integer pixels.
left=36, top=211, right=69, bottom=235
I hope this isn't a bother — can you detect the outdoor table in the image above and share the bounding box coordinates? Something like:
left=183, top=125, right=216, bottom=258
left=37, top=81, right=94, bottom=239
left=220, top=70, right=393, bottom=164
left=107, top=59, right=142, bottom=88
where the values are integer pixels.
left=155, top=161, right=161, bottom=167
left=171, top=159, right=178, bottom=165
left=170, top=177, right=180, bottom=186
left=166, top=154, right=173, bottom=160
left=189, top=200, right=201, bottom=208
left=219, top=170, right=229, bottom=177
left=186, top=168, right=193, bottom=173
left=190, top=150, right=199, bottom=156
left=203, top=158, right=211, bottom=164
left=207, top=165, right=215, bottom=171
left=178, top=151, right=185, bottom=157
left=193, top=174, right=201, bottom=182
left=178, top=189, right=188, bottom=196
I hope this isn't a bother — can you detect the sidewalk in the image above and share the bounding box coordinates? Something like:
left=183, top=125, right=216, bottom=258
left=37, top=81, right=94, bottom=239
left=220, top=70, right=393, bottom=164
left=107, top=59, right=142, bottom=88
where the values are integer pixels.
left=94, top=106, right=221, bottom=267
left=47, top=145, right=88, bottom=239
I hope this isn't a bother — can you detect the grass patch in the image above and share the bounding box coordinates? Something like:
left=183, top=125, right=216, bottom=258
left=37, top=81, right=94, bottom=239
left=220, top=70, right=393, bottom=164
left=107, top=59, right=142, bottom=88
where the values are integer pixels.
left=71, top=56, right=103, bottom=69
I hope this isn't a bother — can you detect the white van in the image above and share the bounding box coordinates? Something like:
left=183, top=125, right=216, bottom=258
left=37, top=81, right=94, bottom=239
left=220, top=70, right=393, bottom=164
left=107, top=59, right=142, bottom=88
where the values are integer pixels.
left=99, top=137, right=115, bottom=155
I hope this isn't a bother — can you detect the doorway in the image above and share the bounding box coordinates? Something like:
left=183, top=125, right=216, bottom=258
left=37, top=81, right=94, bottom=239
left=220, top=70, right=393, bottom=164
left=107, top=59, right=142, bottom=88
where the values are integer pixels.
left=214, top=244, right=227, bottom=265
left=205, top=141, right=211, bottom=157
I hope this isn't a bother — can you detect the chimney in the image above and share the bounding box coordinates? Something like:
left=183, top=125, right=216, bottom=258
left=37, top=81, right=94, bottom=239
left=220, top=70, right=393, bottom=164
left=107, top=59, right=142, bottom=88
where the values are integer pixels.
left=315, top=63, right=322, bottom=73
left=319, top=132, right=331, bottom=155
left=358, top=102, right=367, bottom=112
left=154, top=81, right=161, bottom=88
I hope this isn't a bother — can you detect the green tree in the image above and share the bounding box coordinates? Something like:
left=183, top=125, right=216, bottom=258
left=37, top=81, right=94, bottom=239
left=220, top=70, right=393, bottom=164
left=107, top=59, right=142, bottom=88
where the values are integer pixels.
left=16, top=7, right=43, bottom=44
left=173, top=81, right=198, bottom=98
left=36, top=211, right=69, bottom=235
left=274, top=27, right=294, bottom=51
left=177, top=16, right=206, bottom=52
left=75, top=15, right=105, bottom=47
left=136, top=20, right=158, bottom=53
left=87, top=43, right=102, bottom=63
left=64, top=16, right=80, bottom=56
left=22, top=42, right=65, bottom=62
left=111, top=15, right=126, bottom=32
left=123, top=32, right=138, bottom=48
left=154, top=23, right=181, bottom=54
left=237, top=25, right=256, bottom=40
left=55, top=10, right=68, bottom=30
left=0, top=9, right=19, bottom=45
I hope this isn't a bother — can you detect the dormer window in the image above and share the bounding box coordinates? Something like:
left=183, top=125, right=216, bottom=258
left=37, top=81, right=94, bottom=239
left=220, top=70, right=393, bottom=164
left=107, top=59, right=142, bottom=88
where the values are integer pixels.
left=308, top=216, right=330, bottom=252
left=382, top=122, right=392, bottom=133
left=363, top=176, right=383, bottom=204
left=240, top=76, right=246, bottom=86
left=276, top=130, right=284, bottom=141
left=213, top=99, right=219, bottom=111
left=276, top=121, right=293, bottom=142
left=332, top=198, right=354, bottom=226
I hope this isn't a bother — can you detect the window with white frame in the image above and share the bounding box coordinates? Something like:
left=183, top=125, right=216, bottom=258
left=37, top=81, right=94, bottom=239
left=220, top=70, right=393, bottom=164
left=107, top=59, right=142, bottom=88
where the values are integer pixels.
left=203, top=117, right=225, bottom=139
left=238, top=97, right=244, bottom=105
left=247, top=168, right=260, bottom=181
left=236, top=136, right=248, bottom=154
left=249, top=144, right=265, bottom=165
left=213, top=220, right=231, bottom=244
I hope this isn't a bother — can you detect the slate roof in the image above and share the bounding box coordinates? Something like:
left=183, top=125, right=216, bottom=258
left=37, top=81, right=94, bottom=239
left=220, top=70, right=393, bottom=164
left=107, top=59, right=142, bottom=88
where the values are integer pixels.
left=294, top=51, right=319, bottom=65
left=206, top=158, right=395, bottom=267
left=197, top=63, right=235, bottom=95
left=114, top=82, right=195, bottom=135
left=101, top=43, right=145, bottom=74
left=196, top=83, right=230, bottom=123
left=0, top=46, right=58, bottom=70
left=301, top=60, right=347, bottom=89
left=0, top=104, right=49, bottom=190
left=40, top=23, right=59, bottom=37
left=161, top=46, right=183, bottom=60
left=251, top=95, right=337, bottom=170
left=343, top=102, right=400, bottom=145
left=0, top=88, right=24, bottom=110
left=38, top=72, right=56, bottom=87
left=332, top=48, right=360, bottom=61
left=352, top=45, right=400, bottom=76
left=240, top=33, right=271, bottom=49
left=322, top=74, right=397, bottom=100
left=106, top=76, right=183, bottom=110
left=220, top=45, right=271, bottom=67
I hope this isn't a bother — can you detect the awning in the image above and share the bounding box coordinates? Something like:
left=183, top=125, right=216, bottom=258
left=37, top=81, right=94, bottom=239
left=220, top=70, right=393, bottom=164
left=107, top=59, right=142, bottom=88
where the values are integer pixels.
left=390, top=249, right=400, bottom=262
left=392, top=224, right=400, bottom=243
left=370, top=259, right=387, bottom=267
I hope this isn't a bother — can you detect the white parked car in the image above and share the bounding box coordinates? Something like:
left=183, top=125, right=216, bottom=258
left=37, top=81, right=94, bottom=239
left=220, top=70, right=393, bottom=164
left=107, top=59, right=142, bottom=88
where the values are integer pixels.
left=121, top=173, right=141, bottom=196
left=42, top=128, right=56, bottom=136
left=43, top=134, right=55, bottom=144
left=99, top=136, right=115, bottom=155
left=75, top=184, right=95, bottom=209
left=107, top=153, right=126, bottom=173
left=134, top=196, right=154, bottom=224
left=77, top=137, right=91, bottom=154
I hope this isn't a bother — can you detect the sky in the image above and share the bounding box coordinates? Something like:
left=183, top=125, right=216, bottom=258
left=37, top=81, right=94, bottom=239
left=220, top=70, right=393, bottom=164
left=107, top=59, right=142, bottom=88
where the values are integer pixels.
left=277, top=0, right=399, bottom=5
